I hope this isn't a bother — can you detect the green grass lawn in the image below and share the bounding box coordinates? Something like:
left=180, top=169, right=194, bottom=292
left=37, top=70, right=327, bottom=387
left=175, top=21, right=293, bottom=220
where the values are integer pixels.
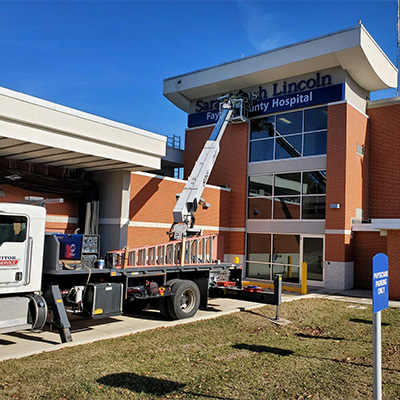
left=0, top=298, right=399, bottom=400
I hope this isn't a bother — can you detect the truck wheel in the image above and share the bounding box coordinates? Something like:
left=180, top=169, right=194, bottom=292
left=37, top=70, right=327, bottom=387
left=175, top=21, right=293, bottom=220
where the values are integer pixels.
left=167, top=280, right=200, bottom=320
left=28, top=295, right=48, bottom=331
left=158, top=279, right=180, bottom=319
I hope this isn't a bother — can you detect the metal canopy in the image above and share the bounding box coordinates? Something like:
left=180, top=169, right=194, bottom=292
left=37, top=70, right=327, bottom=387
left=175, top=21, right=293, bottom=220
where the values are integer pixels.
left=0, top=87, right=167, bottom=173
left=0, top=136, right=146, bottom=172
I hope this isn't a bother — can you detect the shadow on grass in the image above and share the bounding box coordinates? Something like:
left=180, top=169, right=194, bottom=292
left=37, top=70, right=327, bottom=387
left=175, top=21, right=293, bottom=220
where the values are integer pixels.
left=296, top=333, right=345, bottom=341
left=98, top=372, right=184, bottom=396
left=98, top=373, right=239, bottom=400
left=350, top=318, right=390, bottom=326
left=240, top=309, right=270, bottom=319
left=233, top=343, right=294, bottom=356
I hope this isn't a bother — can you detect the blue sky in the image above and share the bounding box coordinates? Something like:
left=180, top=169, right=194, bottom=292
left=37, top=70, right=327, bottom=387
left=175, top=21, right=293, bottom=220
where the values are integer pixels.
left=0, top=1, right=398, bottom=142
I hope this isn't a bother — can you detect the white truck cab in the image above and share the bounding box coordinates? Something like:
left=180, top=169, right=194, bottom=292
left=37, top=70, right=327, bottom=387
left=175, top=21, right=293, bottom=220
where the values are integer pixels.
left=0, top=203, right=47, bottom=334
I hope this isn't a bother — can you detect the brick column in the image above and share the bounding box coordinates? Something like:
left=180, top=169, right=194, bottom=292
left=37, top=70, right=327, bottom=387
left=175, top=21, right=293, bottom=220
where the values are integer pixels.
left=325, top=103, right=368, bottom=290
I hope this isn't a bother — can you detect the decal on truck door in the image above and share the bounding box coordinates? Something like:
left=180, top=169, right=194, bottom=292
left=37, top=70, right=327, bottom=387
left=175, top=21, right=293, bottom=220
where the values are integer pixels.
left=0, top=215, right=28, bottom=287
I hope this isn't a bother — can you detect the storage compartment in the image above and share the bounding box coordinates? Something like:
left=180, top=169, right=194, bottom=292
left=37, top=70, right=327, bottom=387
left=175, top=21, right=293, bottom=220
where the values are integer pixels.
left=54, top=234, right=83, bottom=260
left=83, top=283, right=123, bottom=318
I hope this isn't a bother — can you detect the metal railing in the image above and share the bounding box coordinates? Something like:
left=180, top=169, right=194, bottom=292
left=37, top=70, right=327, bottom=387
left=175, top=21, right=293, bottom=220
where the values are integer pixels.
left=106, top=234, right=219, bottom=268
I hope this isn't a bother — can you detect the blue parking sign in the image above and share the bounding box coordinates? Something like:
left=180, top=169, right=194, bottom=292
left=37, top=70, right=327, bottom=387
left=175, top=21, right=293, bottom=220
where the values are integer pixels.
left=372, top=253, right=389, bottom=314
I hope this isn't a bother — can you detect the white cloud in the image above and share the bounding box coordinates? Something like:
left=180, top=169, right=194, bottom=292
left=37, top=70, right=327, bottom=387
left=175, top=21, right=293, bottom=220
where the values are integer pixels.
left=236, top=1, right=287, bottom=52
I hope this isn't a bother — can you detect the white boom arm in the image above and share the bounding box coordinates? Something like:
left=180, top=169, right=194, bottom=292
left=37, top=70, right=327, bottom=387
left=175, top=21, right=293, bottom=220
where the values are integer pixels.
left=171, top=94, right=248, bottom=240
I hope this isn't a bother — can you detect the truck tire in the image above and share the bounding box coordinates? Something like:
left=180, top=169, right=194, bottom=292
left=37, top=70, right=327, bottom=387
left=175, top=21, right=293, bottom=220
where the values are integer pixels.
left=158, top=279, right=180, bottom=319
left=167, top=280, right=200, bottom=320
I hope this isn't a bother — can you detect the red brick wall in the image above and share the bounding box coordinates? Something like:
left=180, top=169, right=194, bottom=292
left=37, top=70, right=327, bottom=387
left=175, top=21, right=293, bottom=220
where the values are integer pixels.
left=367, top=103, right=400, bottom=218
left=0, top=183, right=78, bottom=233
left=325, top=103, right=368, bottom=262
left=184, top=123, right=249, bottom=230
left=353, top=231, right=387, bottom=290
left=128, top=173, right=244, bottom=256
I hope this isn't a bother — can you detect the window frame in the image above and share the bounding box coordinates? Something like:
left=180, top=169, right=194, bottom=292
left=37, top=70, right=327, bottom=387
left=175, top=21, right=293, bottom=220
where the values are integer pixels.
left=247, top=170, right=326, bottom=220
left=249, top=106, right=327, bottom=162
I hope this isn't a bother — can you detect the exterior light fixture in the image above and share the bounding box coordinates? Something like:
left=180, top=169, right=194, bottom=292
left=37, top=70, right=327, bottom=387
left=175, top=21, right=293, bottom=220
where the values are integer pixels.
left=5, top=174, right=21, bottom=181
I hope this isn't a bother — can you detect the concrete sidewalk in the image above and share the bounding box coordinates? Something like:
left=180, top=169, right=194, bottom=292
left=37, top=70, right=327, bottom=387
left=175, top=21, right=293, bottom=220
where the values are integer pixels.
left=1, top=289, right=398, bottom=363
left=0, top=296, right=297, bottom=362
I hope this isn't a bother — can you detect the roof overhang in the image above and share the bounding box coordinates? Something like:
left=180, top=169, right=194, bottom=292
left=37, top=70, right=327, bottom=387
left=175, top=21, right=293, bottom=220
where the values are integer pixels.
left=371, top=219, right=400, bottom=231
left=164, top=25, right=398, bottom=113
left=0, top=87, right=166, bottom=172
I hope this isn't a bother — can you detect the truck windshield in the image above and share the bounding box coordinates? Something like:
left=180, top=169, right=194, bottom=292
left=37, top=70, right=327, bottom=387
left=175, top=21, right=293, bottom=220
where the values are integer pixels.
left=0, top=215, right=27, bottom=244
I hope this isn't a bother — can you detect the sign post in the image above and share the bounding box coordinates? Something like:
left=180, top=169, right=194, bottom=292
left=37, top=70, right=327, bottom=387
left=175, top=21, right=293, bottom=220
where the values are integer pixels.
left=372, top=253, right=389, bottom=400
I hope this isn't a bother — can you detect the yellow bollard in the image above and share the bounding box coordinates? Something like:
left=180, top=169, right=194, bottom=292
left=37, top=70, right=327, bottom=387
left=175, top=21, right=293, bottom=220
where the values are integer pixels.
left=234, top=256, right=240, bottom=264
left=288, top=255, right=292, bottom=278
left=301, top=262, right=307, bottom=295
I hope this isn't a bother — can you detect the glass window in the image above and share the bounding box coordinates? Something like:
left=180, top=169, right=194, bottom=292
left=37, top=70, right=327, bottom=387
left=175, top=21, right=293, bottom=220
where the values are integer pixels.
left=273, top=234, right=300, bottom=265
left=250, top=139, right=274, bottom=162
left=245, top=234, right=301, bottom=282
left=273, top=197, right=301, bottom=219
left=0, top=216, right=27, bottom=244
left=248, top=175, right=273, bottom=197
left=247, top=262, right=271, bottom=280
left=248, top=197, right=272, bottom=219
left=272, top=264, right=299, bottom=283
left=274, top=173, right=301, bottom=196
left=275, top=135, right=302, bottom=159
left=303, top=131, right=327, bottom=157
left=247, top=234, right=271, bottom=263
left=249, top=107, right=327, bottom=163
left=302, top=171, right=326, bottom=194
left=250, top=116, right=275, bottom=140
left=247, top=170, right=326, bottom=220
left=246, top=234, right=272, bottom=279
left=276, top=111, right=302, bottom=135
left=302, top=196, right=326, bottom=219
left=304, top=107, right=327, bottom=132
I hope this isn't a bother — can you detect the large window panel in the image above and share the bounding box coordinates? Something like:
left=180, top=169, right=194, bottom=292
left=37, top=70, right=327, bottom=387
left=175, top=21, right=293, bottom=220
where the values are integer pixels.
left=274, top=173, right=301, bottom=196
left=248, top=197, right=272, bottom=219
left=302, top=196, right=326, bottom=219
left=249, top=138, right=274, bottom=162
left=304, top=106, right=327, bottom=132
left=272, top=264, right=299, bottom=283
left=276, top=111, right=302, bottom=135
left=247, top=233, right=271, bottom=263
left=273, top=197, right=301, bottom=219
left=249, top=107, right=327, bottom=163
left=302, top=171, right=326, bottom=194
left=275, top=134, right=302, bottom=159
left=273, top=234, right=300, bottom=266
left=247, top=262, right=271, bottom=280
left=248, top=175, right=273, bottom=196
left=247, top=170, right=326, bottom=220
left=303, top=131, right=327, bottom=157
left=250, top=116, right=275, bottom=140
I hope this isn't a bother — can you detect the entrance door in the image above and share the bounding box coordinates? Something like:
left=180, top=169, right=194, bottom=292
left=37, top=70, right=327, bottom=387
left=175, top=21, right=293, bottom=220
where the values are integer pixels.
left=302, top=236, right=324, bottom=287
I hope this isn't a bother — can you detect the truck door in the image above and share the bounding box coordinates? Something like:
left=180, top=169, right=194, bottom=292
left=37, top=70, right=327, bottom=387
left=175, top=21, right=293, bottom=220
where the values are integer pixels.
left=0, top=214, right=30, bottom=288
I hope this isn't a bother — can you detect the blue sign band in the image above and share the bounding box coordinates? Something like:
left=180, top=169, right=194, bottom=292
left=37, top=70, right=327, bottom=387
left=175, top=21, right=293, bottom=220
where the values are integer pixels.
left=188, top=83, right=344, bottom=128
left=372, top=253, right=389, bottom=314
